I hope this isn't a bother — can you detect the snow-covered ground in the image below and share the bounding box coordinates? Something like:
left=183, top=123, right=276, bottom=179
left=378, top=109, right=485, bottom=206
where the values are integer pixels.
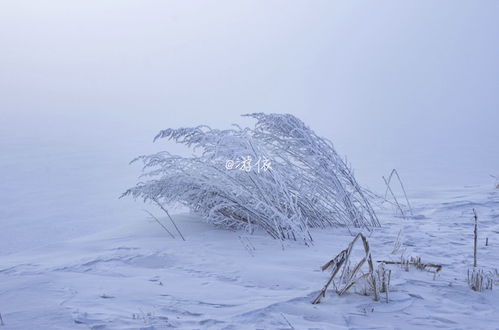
left=1, top=2, right=499, bottom=329
left=1, top=181, right=498, bottom=329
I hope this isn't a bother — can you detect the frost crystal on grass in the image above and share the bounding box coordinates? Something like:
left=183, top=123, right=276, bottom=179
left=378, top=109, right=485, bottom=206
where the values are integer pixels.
left=123, top=113, right=379, bottom=243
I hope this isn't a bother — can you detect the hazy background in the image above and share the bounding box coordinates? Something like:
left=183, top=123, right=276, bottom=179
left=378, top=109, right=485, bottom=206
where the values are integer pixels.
left=1, top=1, right=498, bottom=253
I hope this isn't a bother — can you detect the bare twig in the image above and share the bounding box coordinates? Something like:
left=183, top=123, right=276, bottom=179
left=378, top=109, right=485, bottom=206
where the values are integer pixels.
left=0, top=313, right=4, bottom=326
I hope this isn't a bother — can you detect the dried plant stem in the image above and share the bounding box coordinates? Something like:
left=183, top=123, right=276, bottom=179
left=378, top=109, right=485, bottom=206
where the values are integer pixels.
left=238, top=236, right=256, bottom=257
left=385, top=270, right=391, bottom=303
left=473, top=209, right=478, bottom=267
left=143, top=209, right=175, bottom=239
left=280, top=313, right=294, bottom=329
left=312, top=233, right=373, bottom=304
left=382, top=176, right=406, bottom=218
left=383, top=169, right=413, bottom=216
left=153, top=198, right=186, bottom=241
left=391, top=228, right=403, bottom=254
left=468, top=268, right=493, bottom=291
left=377, top=258, right=442, bottom=273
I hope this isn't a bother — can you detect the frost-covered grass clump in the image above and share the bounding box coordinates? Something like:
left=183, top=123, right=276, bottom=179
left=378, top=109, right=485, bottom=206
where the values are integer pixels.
left=123, top=113, right=379, bottom=243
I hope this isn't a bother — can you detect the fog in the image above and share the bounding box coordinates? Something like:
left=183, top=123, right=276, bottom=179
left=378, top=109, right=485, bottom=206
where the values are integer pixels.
left=2, top=0, right=499, bottom=183
left=1, top=1, right=499, bottom=251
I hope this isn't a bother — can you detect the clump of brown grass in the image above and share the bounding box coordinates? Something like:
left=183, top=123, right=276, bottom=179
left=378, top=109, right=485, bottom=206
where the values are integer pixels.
left=358, top=263, right=392, bottom=302
left=312, top=233, right=391, bottom=303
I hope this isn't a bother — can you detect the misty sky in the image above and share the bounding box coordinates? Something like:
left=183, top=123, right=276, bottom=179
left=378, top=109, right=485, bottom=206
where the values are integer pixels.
left=1, top=0, right=498, bottom=189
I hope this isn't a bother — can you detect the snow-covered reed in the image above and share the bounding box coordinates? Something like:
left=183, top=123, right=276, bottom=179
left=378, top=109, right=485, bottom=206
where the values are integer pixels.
left=468, top=268, right=494, bottom=291
left=123, top=113, right=379, bottom=243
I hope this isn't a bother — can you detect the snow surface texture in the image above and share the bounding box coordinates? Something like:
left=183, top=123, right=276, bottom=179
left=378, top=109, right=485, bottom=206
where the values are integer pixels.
left=1, top=184, right=498, bottom=329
